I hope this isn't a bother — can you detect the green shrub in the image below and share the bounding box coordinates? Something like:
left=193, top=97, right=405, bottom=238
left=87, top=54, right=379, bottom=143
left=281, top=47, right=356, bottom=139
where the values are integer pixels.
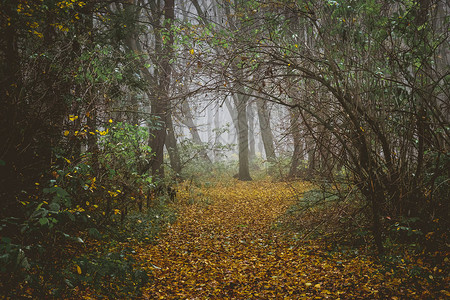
left=65, top=247, right=149, bottom=298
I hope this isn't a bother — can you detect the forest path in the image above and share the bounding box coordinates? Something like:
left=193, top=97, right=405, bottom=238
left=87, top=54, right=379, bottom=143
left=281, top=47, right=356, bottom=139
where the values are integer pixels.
left=138, top=180, right=389, bottom=299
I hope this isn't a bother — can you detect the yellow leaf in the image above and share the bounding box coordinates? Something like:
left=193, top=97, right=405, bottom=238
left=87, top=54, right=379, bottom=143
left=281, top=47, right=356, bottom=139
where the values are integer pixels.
left=64, top=130, right=70, bottom=136
left=69, top=115, right=78, bottom=121
left=441, top=290, right=450, bottom=297
left=76, top=265, right=82, bottom=274
left=314, top=284, right=321, bottom=289
left=190, top=49, right=194, bottom=55
left=305, top=283, right=312, bottom=287
left=108, top=119, right=113, bottom=123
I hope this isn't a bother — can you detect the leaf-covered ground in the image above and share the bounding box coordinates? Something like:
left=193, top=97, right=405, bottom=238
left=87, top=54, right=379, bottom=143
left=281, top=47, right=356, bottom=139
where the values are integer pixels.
left=134, top=180, right=448, bottom=299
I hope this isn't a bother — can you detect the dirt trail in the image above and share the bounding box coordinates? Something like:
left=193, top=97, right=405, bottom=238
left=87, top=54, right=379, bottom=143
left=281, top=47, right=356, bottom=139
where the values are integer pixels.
left=137, top=180, right=398, bottom=299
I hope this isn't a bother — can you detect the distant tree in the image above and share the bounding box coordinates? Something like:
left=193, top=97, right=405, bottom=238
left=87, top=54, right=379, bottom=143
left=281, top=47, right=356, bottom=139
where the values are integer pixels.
left=256, top=98, right=277, bottom=173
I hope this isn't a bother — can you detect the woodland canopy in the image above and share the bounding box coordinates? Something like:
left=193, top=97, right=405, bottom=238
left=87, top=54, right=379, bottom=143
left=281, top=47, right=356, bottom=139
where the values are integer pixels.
left=0, top=0, right=448, bottom=298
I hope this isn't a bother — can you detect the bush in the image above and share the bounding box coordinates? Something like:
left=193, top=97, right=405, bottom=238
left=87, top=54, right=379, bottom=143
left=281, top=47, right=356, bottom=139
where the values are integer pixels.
left=0, top=119, right=174, bottom=297
left=65, top=247, right=149, bottom=298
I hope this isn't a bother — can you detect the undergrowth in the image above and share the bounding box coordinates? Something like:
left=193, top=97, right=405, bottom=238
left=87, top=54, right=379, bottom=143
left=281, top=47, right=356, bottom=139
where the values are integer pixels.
left=275, top=181, right=449, bottom=299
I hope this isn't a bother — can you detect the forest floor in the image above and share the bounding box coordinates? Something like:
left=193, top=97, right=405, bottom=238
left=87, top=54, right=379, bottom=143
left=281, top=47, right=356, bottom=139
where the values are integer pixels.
left=124, top=179, right=447, bottom=299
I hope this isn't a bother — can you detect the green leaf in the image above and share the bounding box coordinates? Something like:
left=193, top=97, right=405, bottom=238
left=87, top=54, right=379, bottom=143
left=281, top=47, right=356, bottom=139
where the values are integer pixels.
left=49, top=202, right=60, bottom=212
left=66, top=212, right=76, bottom=221
left=65, top=279, right=74, bottom=288
left=88, top=227, right=102, bottom=239
left=39, top=217, right=49, bottom=226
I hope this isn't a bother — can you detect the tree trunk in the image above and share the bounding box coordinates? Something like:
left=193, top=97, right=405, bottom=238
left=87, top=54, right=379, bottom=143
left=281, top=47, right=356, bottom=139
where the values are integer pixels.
left=148, top=0, right=175, bottom=179
left=289, top=108, right=303, bottom=178
left=0, top=13, right=24, bottom=210
left=165, top=114, right=181, bottom=175
left=225, top=96, right=238, bottom=145
left=180, top=100, right=212, bottom=162
left=256, top=99, right=276, bottom=173
left=247, top=101, right=256, bottom=161
left=233, top=92, right=252, bottom=181
left=214, top=105, right=221, bottom=161
left=86, top=107, right=99, bottom=172
left=363, top=179, right=385, bottom=255
left=148, top=100, right=167, bottom=178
